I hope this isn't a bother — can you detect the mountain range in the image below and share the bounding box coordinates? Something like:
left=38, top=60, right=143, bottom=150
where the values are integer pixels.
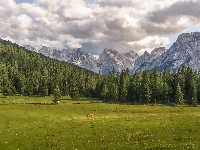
left=23, top=32, right=200, bottom=74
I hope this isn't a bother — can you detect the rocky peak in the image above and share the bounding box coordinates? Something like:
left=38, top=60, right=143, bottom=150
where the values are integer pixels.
left=151, top=47, right=166, bottom=57
left=101, top=48, right=119, bottom=57
left=39, top=46, right=53, bottom=52
left=143, top=51, right=149, bottom=55
left=97, top=49, right=139, bottom=74
left=177, top=33, right=192, bottom=43
left=124, top=51, right=139, bottom=58
left=38, top=46, right=55, bottom=57
left=177, top=32, right=200, bottom=44
left=134, top=51, right=150, bottom=67
left=192, top=32, right=200, bottom=39
left=132, top=48, right=166, bottom=73
left=76, top=48, right=85, bottom=53
left=23, top=45, right=37, bottom=52
left=23, top=31, right=200, bottom=75
left=75, top=48, right=90, bottom=57
left=133, top=31, right=200, bottom=73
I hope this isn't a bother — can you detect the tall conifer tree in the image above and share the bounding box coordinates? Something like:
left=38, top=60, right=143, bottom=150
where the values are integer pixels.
left=141, top=70, right=152, bottom=104
left=175, top=83, right=184, bottom=105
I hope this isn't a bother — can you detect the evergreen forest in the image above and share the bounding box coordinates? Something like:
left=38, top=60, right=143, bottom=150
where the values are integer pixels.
left=1, top=39, right=200, bottom=105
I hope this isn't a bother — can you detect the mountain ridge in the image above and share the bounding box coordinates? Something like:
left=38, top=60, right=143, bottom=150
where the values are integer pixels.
left=23, top=31, right=200, bottom=74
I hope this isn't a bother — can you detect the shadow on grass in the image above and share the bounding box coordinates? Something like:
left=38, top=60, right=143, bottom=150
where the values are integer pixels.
left=0, top=96, right=8, bottom=98
left=60, top=97, right=103, bottom=104
left=103, top=101, right=200, bottom=107
left=25, top=102, right=54, bottom=105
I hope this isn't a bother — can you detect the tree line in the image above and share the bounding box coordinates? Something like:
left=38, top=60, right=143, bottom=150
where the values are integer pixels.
left=0, top=39, right=200, bottom=105
left=97, top=67, right=199, bottom=105
left=0, top=39, right=97, bottom=100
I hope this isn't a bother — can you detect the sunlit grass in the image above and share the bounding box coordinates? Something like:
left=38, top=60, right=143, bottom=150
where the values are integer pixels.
left=0, top=95, right=200, bottom=149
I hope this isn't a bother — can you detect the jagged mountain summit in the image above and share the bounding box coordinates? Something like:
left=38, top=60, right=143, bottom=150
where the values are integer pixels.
left=97, top=49, right=139, bottom=74
left=40, top=47, right=99, bottom=73
left=23, top=31, right=200, bottom=74
left=133, top=32, right=200, bottom=73
left=24, top=46, right=139, bottom=74
left=132, top=47, right=166, bottom=73
left=23, top=45, right=37, bottom=52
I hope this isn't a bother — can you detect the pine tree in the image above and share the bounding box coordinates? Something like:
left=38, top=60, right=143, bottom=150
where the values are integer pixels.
left=175, top=83, right=184, bottom=106
left=162, top=68, right=174, bottom=103
left=176, top=67, right=186, bottom=101
left=107, top=70, right=118, bottom=101
left=100, top=82, right=108, bottom=100
left=141, top=70, right=152, bottom=104
left=0, top=63, right=16, bottom=95
left=53, top=85, right=61, bottom=104
left=39, top=67, right=49, bottom=96
left=151, top=68, right=163, bottom=104
left=95, top=74, right=103, bottom=98
left=184, top=67, right=198, bottom=104
left=118, top=69, right=130, bottom=102
left=0, top=62, right=5, bottom=93
left=133, top=70, right=143, bottom=103
left=192, top=84, right=197, bottom=106
left=162, top=81, right=169, bottom=104
left=69, top=71, right=80, bottom=99
left=61, top=77, right=69, bottom=96
left=127, top=76, right=134, bottom=102
left=190, top=71, right=198, bottom=106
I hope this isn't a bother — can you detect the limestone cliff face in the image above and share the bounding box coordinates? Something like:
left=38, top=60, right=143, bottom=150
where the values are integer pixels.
left=97, top=49, right=138, bottom=74
left=24, top=32, right=200, bottom=74
left=132, top=47, right=166, bottom=73
left=132, top=32, right=200, bottom=73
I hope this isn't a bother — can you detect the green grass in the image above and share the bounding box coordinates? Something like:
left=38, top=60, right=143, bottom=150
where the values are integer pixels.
left=0, top=95, right=200, bottom=149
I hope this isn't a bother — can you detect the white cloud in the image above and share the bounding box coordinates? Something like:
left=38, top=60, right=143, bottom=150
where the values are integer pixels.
left=16, top=14, right=33, bottom=29
left=128, top=36, right=170, bottom=55
left=0, top=0, right=200, bottom=55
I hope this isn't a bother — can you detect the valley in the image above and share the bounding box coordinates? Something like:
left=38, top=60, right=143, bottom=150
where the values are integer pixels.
left=1, top=96, right=200, bottom=149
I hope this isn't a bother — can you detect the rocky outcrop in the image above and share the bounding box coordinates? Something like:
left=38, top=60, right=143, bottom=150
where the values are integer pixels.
left=97, top=49, right=138, bottom=74
left=133, top=32, right=200, bottom=73
left=23, top=32, right=200, bottom=74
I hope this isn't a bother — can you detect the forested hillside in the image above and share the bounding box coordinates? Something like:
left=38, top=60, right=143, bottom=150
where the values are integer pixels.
left=0, top=39, right=97, bottom=98
left=1, top=39, right=200, bottom=105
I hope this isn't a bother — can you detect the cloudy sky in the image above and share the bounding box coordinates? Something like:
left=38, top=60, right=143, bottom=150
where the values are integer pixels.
left=1, top=0, right=200, bottom=55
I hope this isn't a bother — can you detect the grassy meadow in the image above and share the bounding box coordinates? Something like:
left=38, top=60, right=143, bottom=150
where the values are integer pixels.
left=0, top=95, right=200, bottom=149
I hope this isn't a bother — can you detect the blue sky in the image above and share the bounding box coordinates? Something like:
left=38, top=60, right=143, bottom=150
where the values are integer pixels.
left=167, top=24, right=200, bottom=49
left=1, top=0, right=200, bottom=55
left=15, top=0, right=33, bottom=3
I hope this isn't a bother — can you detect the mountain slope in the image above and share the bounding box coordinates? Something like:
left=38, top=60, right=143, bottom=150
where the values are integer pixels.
left=134, top=32, right=200, bottom=73
left=97, top=49, right=138, bottom=74
left=23, top=31, right=200, bottom=74
left=132, top=47, right=166, bottom=73
left=0, top=38, right=97, bottom=97
left=24, top=46, right=139, bottom=74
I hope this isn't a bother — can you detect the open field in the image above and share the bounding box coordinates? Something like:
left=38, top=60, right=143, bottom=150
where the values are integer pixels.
left=1, top=96, right=200, bottom=149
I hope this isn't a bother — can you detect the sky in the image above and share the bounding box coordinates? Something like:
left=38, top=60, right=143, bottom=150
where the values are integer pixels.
left=1, top=0, right=200, bottom=55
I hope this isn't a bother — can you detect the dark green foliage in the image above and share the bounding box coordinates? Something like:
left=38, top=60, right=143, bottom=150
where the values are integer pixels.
left=1, top=38, right=200, bottom=105
left=162, top=68, right=175, bottom=103
left=0, top=38, right=96, bottom=98
left=68, top=71, right=80, bottom=99
left=52, top=85, right=61, bottom=104
left=118, top=69, right=130, bottom=102
left=141, top=70, right=152, bottom=104
left=132, top=70, right=143, bottom=103
left=175, top=83, right=184, bottom=105
left=151, top=69, right=163, bottom=104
